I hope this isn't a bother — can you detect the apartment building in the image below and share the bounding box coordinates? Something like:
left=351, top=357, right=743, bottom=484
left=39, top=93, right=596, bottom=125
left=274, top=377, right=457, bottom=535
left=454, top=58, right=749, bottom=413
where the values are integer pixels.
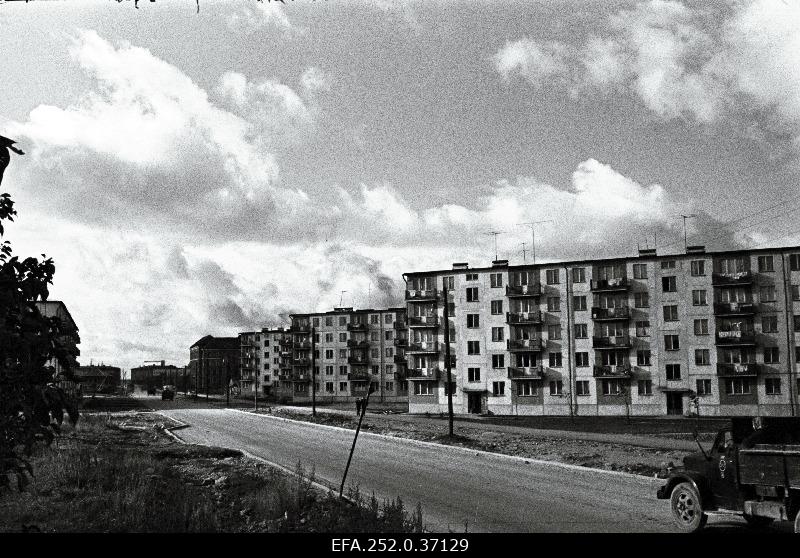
left=188, top=335, right=240, bottom=394
left=276, top=307, right=408, bottom=404
left=402, top=245, right=800, bottom=417
left=238, top=328, right=291, bottom=396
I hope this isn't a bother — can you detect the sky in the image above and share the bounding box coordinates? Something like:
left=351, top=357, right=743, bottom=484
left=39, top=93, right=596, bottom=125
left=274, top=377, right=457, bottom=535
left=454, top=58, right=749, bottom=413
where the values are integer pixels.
left=2, top=0, right=800, bottom=372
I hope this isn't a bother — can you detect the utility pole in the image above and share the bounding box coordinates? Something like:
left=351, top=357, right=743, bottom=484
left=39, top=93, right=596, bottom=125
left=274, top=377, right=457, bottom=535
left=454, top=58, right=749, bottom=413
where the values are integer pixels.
left=339, top=385, right=374, bottom=499
left=518, top=221, right=553, bottom=264
left=680, top=214, right=697, bottom=251
left=311, top=325, right=317, bottom=417
left=443, top=284, right=454, bottom=437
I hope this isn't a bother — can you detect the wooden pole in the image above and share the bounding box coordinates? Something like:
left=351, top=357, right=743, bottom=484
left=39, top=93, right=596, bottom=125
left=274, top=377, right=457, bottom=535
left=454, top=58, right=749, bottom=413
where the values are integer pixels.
left=339, top=385, right=373, bottom=498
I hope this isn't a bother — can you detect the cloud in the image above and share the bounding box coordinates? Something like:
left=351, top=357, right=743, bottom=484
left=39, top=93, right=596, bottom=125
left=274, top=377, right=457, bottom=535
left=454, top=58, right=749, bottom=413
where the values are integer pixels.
left=495, top=38, right=572, bottom=85
left=226, top=1, right=298, bottom=35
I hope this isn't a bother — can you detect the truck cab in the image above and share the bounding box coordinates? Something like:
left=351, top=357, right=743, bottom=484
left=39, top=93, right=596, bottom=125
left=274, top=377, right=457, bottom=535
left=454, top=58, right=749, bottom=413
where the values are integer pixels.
left=657, top=417, right=800, bottom=532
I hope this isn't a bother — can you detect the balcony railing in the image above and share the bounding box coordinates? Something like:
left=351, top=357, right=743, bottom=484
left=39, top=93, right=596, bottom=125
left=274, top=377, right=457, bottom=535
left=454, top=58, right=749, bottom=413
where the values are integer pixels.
left=292, top=323, right=311, bottom=333
left=590, top=277, right=629, bottom=292
left=347, top=339, right=369, bottom=348
left=407, top=341, right=439, bottom=353
left=716, top=362, right=760, bottom=377
left=409, top=315, right=439, bottom=328
left=347, top=356, right=369, bottom=365
left=393, top=320, right=408, bottom=330
left=592, top=335, right=631, bottom=349
left=593, top=364, right=632, bottom=378
left=393, top=354, right=407, bottom=364
left=506, top=311, right=543, bottom=325
left=394, top=337, right=408, bottom=347
left=348, top=370, right=370, bottom=381
left=292, top=372, right=312, bottom=382
left=347, top=322, right=368, bottom=332
left=507, top=338, right=544, bottom=351
left=406, top=367, right=441, bottom=380
left=715, top=331, right=756, bottom=346
left=591, top=306, right=630, bottom=320
left=405, top=288, right=438, bottom=301
left=507, top=365, right=545, bottom=379
left=712, top=270, right=753, bottom=286
left=713, top=302, right=755, bottom=316
left=506, top=284, right=542, bottom=297
left=293, top=341, right=311, bottom=350
left=291, top=358, right=311, bottom=367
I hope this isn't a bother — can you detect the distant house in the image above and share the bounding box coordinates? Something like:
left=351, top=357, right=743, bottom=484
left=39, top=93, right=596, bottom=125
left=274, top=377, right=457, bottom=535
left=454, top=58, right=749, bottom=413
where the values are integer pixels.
left=189, top=336, right=240, bottom=394
left=74, top=364, right=121, bottom=394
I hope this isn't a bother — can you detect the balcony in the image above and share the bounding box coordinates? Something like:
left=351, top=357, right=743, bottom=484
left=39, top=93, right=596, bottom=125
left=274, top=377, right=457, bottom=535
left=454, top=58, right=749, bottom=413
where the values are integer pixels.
left=715, top=331, right=756, bottom=346
left=407, top=341, right=439, bottom=353
left=506, top=284, right=542, bottom=297
left=713, top=302, right=756, bottom=316
left=292, top=323, right=311, bottom=333
left=406, top=368, right=441, bottom=380
left=292, top=372, right=312, bottom=383
left=592, top=335, right=631, bottom=349
left=409, top=315, right=439, bottom=328
left=347, top=339, right=369, bottom=348
left=347, top=356, right=369, bottom=366
left=405, top=288, right=438, bottom=301
left=279, top=362, right=293, bottom=371
left=507, top=365, right=545, bottom=379
left=293, top=341, right=311, bottom=350
left=712, top=270, right=753, bottom=286
left=393, top=320, right=408, bottom=330
left=347, top=322, right=368, bottom=332
left=348, top=370, right=371, bottom=381
left=591, top=306, right=630, bottom=321
left=393, top=354, right=407, bottom=364
left=717, top=362, right=760, bottom=377
left=593, top=364, right=633, bottom=378
left=394, top=337, right=408, bottom=347
left=506, top=311, right=543, bottom=325
left=278, top=373, right=292, bottom=382
left=507, top=338, right=544, bottom=352
left=292, top=358, right=311, bottom=367
left=590, top=277, right=629, bottom=292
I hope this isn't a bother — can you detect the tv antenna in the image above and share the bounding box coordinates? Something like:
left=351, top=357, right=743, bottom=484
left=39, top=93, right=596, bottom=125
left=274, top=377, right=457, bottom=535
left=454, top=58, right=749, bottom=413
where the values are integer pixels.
left=520, top=242, right=528, bottom=263
left=680, top=214, right=697, bottom=251
left=484, top=230, right=506, bottom=261
left=339, top=290, right=348, bottom=307
left=517, top=221, right=553, bottom=264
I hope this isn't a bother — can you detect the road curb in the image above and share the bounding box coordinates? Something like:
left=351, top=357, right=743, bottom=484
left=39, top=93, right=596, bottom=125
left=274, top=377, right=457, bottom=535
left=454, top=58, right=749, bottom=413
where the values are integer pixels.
left=228, top=408, right=661, bottom=485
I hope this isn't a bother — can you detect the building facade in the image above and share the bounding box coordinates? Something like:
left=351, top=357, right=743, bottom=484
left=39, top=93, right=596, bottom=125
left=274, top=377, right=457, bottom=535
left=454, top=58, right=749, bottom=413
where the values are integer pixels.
left=403, top=246, right=800, bottom=417
left=276, top=307, right=408, bottom=404
left=74, top=364, right=121, bottom=394
left=35, top=300, right=81, bottom=378
left=188, top=335, right=240, bottom=394
left=131, top=362, right=189, bottom=391
left=238, top=328, right=292, bottom=396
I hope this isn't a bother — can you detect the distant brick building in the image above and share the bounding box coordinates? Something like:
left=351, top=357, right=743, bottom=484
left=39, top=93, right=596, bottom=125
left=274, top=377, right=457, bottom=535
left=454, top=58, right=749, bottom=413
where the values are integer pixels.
left=131, top=361, right=190, bottom=391
left=74, top=364, right=121, bottom=394
left=189, top=336, right=240, bottom=394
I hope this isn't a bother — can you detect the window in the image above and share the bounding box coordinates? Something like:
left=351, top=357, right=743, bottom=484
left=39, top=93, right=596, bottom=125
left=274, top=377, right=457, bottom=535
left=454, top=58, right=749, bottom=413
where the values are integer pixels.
left=794, top=315, right=800, bottom=332
left=370, top=314, right=379, bottom=324
left=491, top=300, right=503, bottom=315
left=549, top=380, right=563, bottom=396
left=339, top=317, right=347, bottom=326
left=758, top=255, right=775, bottom=272
left=548, top=352, right=562, bottom=368
left=325, top=349, right=334, bottom=359
left=662, top=276, right=677, bottom=292
left=661, top=260, right=676, bottom=269
left=385, top=381, right=394, bottom=392
left=793, top=285, right=800, bottom=301
left=325, top=333, right=333, bottom=342
left=386, top=365, right=393, bottom=374
left=638, top=380, right=653, bottom=395
left=312, top=317, right=319, bottom=327
left=637, top=350, right=652, bottom=366
left=547, top=324, right=561, bottom=340
left=325, top=317, right=333, bottom=326
left=663, top=305, right=679, bottom=321
left=372, top=365, right=379, bottom=375
left=634, top=292, right=650, bottom=308
left=466, top=273, right=478, bottom=281
left=488, top=327, right=503, bottom=342
left=546, top=269, right=559, bottom=284
left=631, top=320, right=649, bottom=338
left=371, top=348, right=379, bottom=358
left=491, top=354, right=505, bottom=368
left=467, top=314, right=480, bottom=328
left=576, top=381, right=590, bottom=396
left=385, top=314, right=394, bottom=324
left=725, top=378, right=751, bottom=395
left=765, top=378, right=781, bottom=395
left=692, top=290, right=707, bottom=306
left=690, top=260, right=705, bottom=276
left=547, top=297, right=561, bottom=312
left=572, top=267, right=586, bottom=283
left=371, top=331, right=380, bottom=341
left=385, top=347, right=394, bottom=357
left=573, top=296, right=587, bottom=311
left=666, top=363, right=681, bottom=380
left=602, top=379, right=623, bottom=395
left=760, top=285, right=776, bottom=303
left=517, top=381, right=538, bottom=396
left=339, top=332, right=347, bottom=342
left=696, top=379, right=712, bottom=396
left=385, top=330, right=393, bottom=341
left=574, top=323, right=588, bottom=338
left=633, top=263, right=647, bottom=279
left=790, top=254, right=800, bottom=271
left=490, top=273, right=503, bottom=288
left=467, top=341, right=480, bottom=355
left=695, top=349, right=710, bottom=365
left=575, top=352, right=589, bottom=367
left=414, top=382, right=434, bottom=396
left=467, top=367, right=481, bottom=382
left=325, top=382, right=334, bottom=393
left=665, top=335, right=680, bottom=351
left=339, top=381, right=348, bottom=391
left=492, top=381, right=505, bottom=396
left=764, top=347, right=780, bottom=364
left=466, top=287, right=479, bottom=302
left=694, top=319, right=709, bottom=335
left=339, top=366, right=347, bottom=375
left=340, top=349, right=348, bottom=358
left=762, top=315, right=778, bottom=333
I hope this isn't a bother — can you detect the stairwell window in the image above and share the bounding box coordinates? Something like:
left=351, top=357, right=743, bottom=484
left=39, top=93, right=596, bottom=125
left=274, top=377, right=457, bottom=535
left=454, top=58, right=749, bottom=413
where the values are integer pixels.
left=491, top=300, right=503, bottom=314
left=546, top=269, right=560, bottom=284
left=665, top=335, right=680, bottom=351
left=637, top=350, right=651, bottom=366
left=661, top=260, right=676, bottom=270
left=547, top=296, right=561, bottom=312
left=762, top=315, right=778, bottom=333
left=574, top=323, right=588, bottom=338
left=492, top=327, right=504, bottom=342
left=575, top=352, right=589, bottom=367
left=468, top=367, right=481, bottom=382
left=467, top=341, right=480, bottom=355
left=573, top=295, right=587, bottom=311
left=666, top=363, right=681, bottom=380
left=467, top=314, right=480, bottom=328
left=695, top=349, right=710, bottom=365
left=548, top=352, right=562, bottom=368
left=692, top=290, right=707, bottom=306
left=576, top=381, right=590, bottom=396
left=636, top=320, right=650, bottom=337
left=633, top=263, right=647, bottom=279
left=572, top=267, right=586, bottom=283
left=492, top=354, right=505, bottom=368
left=690, top=260, right=705, bottom=276
left=663, top=305, right=679, bottom=321
left=466, top=287, right=479, bottom=302
left=634, top=292, right=649, bottom=308
left=662, top=276, right=677, bottom=292
left=758, top=255, right=775, bottom=272
left=547, top=324, right=561, bottom=340
left=764, top=347, right=780, bottom=364
left=696, top=379, right=712, bottom=396
left=490, top=273, right=503, bottom=288
left=492, top=381, right=505, bottom=396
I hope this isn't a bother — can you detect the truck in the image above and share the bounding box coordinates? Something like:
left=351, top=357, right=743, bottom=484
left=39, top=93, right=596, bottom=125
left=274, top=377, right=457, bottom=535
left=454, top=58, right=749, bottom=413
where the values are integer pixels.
left=657, top=416, right=800, bottom=532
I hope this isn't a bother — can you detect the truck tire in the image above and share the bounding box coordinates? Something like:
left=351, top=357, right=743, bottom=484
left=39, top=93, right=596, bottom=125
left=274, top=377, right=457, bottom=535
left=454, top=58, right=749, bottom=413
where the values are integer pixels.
left=670, top=482, right=707, bottom=532
left=743, top=514, right=774, bottom=528
left=795, top=510, right=800, bottom=534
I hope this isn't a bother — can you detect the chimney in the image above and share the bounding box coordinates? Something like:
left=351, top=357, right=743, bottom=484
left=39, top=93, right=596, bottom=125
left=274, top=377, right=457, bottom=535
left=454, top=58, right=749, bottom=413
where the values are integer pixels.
left=492, top=259, right=509, bottom=267
left=686, top=245, right=706, bottom=255
left=452, top=262, right=469, bottom=270
left=638, top=248, right=657, bottom=257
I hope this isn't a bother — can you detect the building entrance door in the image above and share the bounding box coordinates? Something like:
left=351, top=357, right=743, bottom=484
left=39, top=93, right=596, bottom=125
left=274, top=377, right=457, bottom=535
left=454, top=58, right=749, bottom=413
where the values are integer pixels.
left=666, top=392, right=683, bottom=415
left=467, top=392, right=482, bottom=414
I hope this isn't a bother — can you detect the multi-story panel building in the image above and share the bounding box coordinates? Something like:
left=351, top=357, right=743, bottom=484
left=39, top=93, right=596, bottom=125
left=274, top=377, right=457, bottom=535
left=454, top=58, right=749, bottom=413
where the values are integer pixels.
left=238, top=328, right=291, bottom=396
left=188, top=335, right=240, bottom=395
left=403, top=245, right=800, bottom=417
left=276, top=307, right=408, bottom=404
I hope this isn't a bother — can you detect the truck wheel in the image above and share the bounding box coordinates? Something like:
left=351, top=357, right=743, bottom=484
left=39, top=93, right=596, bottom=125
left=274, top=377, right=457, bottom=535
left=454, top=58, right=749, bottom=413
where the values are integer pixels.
left=670, top=482, right=707, bottom=532
left=743, top=514, right=773, bottom=528
left=795, top=511, right=800, bottom=534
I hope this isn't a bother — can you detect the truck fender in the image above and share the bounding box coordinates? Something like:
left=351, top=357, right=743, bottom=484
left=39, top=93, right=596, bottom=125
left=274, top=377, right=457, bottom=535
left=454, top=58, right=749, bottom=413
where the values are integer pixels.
left=659, top=473, right=712, bottom=508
